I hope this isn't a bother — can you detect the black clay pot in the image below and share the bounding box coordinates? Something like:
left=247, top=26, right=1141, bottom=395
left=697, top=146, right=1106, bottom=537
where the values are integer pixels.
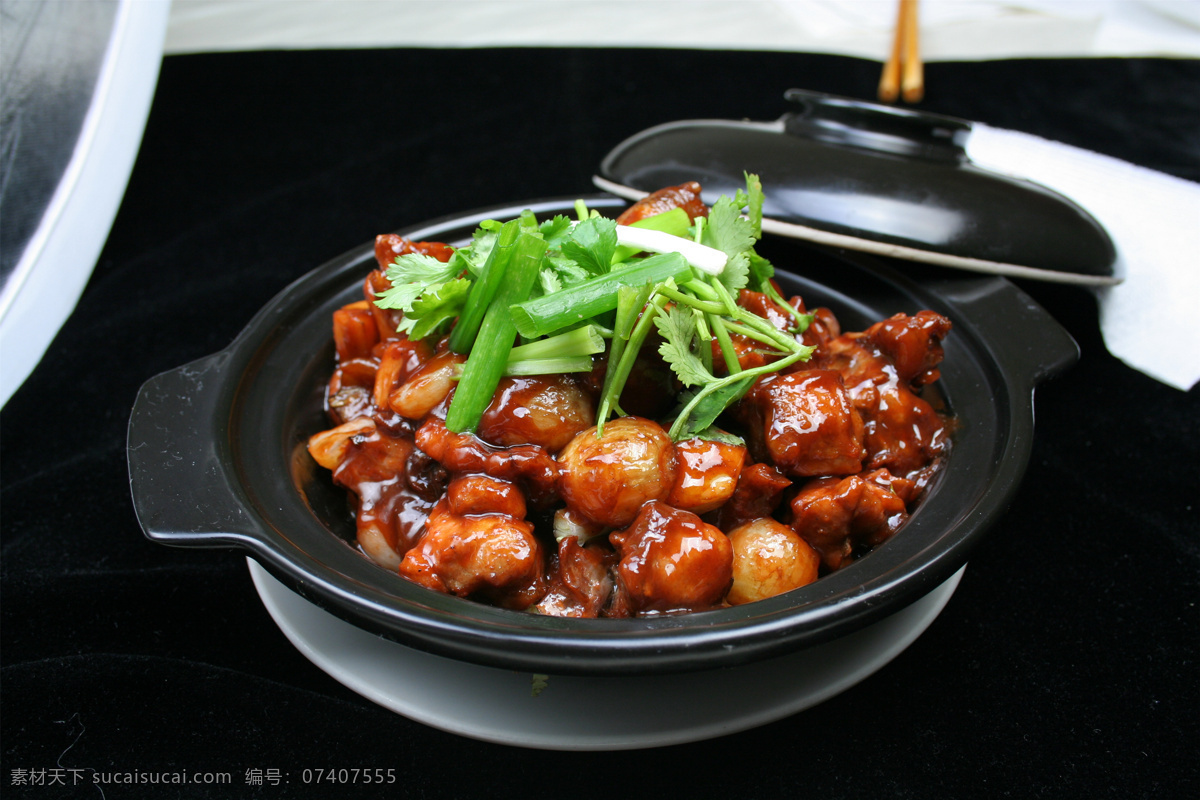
left=128, top=195, right=1077, bottom=676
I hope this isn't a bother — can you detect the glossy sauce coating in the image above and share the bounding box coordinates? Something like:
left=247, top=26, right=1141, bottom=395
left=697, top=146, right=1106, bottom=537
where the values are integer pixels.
left=533, top=537, right=617, bottom=618
left=325, top=423, right=439, bottom=568
left=741, top=369, right=867, bottom=477
left=820, top=313, right=950, bottom=477
left=398, top=498, right=544, bottom=609
left=789, top=469, right=914, bottom=570
left=726, top=518, right=820, bottom=605
left=667, top=437, right=746, bottom=514
left=477, top=375, right=595, bottom=454
left=557, top=417, right=678, bottom=528
left=610, top=501, right=733, bottom=614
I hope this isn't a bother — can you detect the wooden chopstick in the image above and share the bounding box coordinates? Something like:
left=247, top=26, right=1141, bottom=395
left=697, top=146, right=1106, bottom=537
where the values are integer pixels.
left=879, top=0, right=923, bottom=103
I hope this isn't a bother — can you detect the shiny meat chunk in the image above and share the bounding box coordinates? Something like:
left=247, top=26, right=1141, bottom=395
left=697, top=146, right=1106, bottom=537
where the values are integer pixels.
left=667, top=437, right=746, bottom=515
left=726, top=518, right=820, bottom=605
left=710, top=462, right=792, bottom=532
left=610, top=501, right=733, bottom=614
left=319, top=423, right=438, bottom=569
left=821, top=313, right=951, bottom=476
left=398, top=500, right=544, bottom=610
left=789, top=469, right=913, bottom=570
left=615, top=181, right=709, bottom=226
left=556, top=417, right=677, bottom=528
left=477, top=375, right=596, bottom=455
left=533, top=536, right=617, bottom=618
left=446, top=474, right=527, bottom=519
left=373, top=234, right=456, bottom=270
left=414, top=417, right=561, bottom=509
left=740, top=370, right=866, bottom=478
left=332, top=301, right=379, bottom=362
left=862, top=311, right=952, bottom=387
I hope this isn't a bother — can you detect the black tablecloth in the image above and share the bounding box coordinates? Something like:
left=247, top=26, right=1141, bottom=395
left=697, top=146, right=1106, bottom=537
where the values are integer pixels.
left=3, top=49, right=1197, bottom=799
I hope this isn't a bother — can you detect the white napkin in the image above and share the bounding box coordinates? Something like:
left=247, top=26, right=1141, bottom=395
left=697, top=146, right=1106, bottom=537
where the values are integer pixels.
left=965, top=124, right=1200, bottom=391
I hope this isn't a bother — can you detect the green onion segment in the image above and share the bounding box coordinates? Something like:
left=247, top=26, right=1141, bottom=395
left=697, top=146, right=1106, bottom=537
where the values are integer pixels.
left=444, top=232, right=544, bottom=432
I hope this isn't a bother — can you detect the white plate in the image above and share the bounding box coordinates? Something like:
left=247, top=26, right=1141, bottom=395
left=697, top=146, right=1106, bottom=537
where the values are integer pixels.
left=249, top=558, right=964, bottom=750
left=0, top=0, right=169, bottom=407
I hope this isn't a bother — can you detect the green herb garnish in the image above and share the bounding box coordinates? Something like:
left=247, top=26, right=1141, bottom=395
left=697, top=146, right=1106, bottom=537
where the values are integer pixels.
left=372, top=173, right=814, bottom=437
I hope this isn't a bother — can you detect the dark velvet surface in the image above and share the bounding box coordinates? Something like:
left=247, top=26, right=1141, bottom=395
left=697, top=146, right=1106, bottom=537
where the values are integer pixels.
left=2, top=49, right=1197, bottom=798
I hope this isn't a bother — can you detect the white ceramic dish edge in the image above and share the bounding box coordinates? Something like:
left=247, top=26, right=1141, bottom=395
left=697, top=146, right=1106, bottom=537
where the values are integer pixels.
left=249, top=558, right=965, bottom=751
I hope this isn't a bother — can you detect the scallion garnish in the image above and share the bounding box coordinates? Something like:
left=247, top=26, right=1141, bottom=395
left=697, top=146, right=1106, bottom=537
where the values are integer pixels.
left=444, top=231, right=545, bottom=433
left=509, top=252, right=691, bottom=339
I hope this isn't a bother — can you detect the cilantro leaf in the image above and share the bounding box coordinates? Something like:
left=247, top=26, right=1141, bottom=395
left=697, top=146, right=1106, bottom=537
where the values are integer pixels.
left=538, top=267, right=563, bottom=297
left=702, top=196, right=755, bottom=293
left=561, top=216, right=618, bottom=275
left=748, top=251, right=775, bottom=285
left=538, top=215, right=574, bottom=249
left=672, top=376, right=756, bottom=439
left=542, top=254, right=591, bottom=290
left=460, top=222, right=501, bottom=276
left=692, top=425, right=746, bottom=447
left=397, top=277, right=471, bottom=340
left=376, top=254, right=463, bottom=311
left=653, top=304, right=713, bottom=388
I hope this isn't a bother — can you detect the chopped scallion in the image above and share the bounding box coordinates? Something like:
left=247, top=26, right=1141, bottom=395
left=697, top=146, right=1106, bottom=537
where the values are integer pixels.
left=509, top=252, right=691, bottom=339
left=615, top=225, right=727, bottom=275
left=444, top=232, right=545, bottom=433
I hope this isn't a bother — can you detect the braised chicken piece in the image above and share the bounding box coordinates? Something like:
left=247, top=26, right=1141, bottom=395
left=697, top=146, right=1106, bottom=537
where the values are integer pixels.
left=615, top=181, right=709, bottom=226
left=820, top=311, right=952, bottom=477
left=477, top=374, right=596, bottom=454
left=533, top=536, right=618, bottom=618
left=308, top=418, right=439, bottom=569
left=446, top=473, right=527, bottom=518
left=556, top=417, right=678, bottom=528
left=726, top=518, right=820, bottom=605
left=609, top=501, right=733, bottom=614
left=374, top=233, right=455, bottom=269
left=414, top=417, right=561, bottom=509
left=709, top=462, right=792, bottom=533
left=863, top=311, right=952, bottom=387
left=738, top=369, right=867, bottom=478
left=398, top=495, right=545, bottom=610
left=667, top=437, right=746, bottom=515
left=789, top=468, right=917, bottom=570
